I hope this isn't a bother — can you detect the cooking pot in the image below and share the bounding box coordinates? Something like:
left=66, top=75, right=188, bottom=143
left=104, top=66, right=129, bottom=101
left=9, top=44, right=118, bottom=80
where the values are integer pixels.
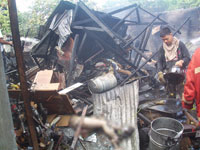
left=164, top=66, right=185, bottom=85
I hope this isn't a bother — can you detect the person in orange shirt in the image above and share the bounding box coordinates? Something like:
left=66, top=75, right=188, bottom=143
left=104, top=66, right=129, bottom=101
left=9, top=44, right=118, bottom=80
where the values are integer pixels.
left=182, top=48, right=200, bottom=121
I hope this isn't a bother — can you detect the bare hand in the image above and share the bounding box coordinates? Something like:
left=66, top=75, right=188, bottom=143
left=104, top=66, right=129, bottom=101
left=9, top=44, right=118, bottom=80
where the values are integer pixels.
left=8, top=41, right=13, bottom=46
left=175, top=60, right=184, bottom=67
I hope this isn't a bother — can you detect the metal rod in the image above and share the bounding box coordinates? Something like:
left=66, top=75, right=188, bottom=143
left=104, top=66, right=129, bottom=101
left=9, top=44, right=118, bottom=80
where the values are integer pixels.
left=128, top=44, right=149, bottom=61
left=173, top=17, right=191, bottom=36
left=139, top=6, right=181, bottom=34
left=6, top=69, right=17, bottom=75
left=70, top=105, right=88, bottom=150
left=7, top=0, right=39, bottom=149
left=133, top=28, right=147, bottom=66
left=135, top=25, right=152, bottom=67
left=112, top=6, right=138, bottom=31
left=123, top=14, right=160, bottom=48
left=84, top=48, right=104, bottom=64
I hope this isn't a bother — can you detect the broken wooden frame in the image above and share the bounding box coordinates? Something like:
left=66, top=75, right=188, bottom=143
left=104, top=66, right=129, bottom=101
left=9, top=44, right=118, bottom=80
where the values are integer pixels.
left=72, top=1, right=182, bottom=70
left=72, top=3, right=138, bottom=26
left=77, top=1, right=151, bottom=62
left=85, top=29, right=146, bottom=75
left=74, top=2, right=192, bottom=80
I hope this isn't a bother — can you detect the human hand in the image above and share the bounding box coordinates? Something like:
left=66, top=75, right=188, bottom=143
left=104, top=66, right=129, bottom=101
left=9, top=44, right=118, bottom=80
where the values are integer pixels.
left=182, top=93, right=193, bottom=110
left=175, top=60, right=184, bottom=67
left=9, top=41, right=13, bottom=46
left=158, top=71, right=165, bottom=84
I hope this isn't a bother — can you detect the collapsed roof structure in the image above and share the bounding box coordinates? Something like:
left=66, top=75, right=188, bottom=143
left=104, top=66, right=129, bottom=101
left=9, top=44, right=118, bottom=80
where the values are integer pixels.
left=6, top=0, right=200, bottom=149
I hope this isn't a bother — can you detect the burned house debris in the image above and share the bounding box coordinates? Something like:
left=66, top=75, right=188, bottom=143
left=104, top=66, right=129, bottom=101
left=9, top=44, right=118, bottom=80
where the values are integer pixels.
left=2, top=0, right=200, bottom=150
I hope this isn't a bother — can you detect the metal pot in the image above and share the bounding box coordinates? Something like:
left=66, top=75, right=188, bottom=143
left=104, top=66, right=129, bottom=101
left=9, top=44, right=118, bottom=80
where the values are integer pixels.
left=164, top=66, right=185, bottom=85
left=170, top=66, right=183, bottom=74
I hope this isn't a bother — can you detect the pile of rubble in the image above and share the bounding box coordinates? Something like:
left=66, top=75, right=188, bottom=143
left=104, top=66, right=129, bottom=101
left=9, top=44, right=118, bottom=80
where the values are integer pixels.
left=6, top=1, right=200, bottom=150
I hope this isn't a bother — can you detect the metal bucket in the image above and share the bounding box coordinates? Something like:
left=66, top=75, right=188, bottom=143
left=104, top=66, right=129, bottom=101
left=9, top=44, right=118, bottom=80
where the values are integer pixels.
left=88, top=72, right=117, bottom=93
left=149, top=117, right=184, bottom=150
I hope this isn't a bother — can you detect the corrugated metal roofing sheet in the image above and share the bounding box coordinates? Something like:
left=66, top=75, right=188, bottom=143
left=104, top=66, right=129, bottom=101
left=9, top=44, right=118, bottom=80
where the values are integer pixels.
left=92, top=81, right=139, bottom=150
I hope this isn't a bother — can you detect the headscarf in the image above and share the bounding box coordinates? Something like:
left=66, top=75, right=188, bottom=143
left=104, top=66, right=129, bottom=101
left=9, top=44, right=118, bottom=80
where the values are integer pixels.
left=163, top=37, right=179, bottom=62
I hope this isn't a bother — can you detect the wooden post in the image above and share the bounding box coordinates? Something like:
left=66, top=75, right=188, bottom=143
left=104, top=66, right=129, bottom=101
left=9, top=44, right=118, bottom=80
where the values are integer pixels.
left=7, top=0, right=39, bottom=149
left=0, top=49, right=17, bottom=149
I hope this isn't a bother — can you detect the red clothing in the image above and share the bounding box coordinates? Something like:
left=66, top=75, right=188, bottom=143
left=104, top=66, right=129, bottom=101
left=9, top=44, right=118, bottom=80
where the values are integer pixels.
left=183, top=48, right=200, bottom=117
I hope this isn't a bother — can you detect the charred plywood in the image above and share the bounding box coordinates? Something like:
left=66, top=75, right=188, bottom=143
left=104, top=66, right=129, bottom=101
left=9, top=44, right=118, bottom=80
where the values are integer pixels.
left=92, top=81, right=139, bottom=150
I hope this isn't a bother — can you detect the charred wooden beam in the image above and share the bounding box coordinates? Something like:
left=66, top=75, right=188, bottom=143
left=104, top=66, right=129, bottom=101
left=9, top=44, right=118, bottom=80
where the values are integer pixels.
left=125, top=22, right=165, bottom=26
left=72, top=3, right=137, bottom=26
left=72, top=3, right=79, bottom=23
left=84, top=48, right=104, bottom=64
left=73, top=26, right=104, bottom=32
left=109, top=4, right=137, bottom=15
left=78, top=2, right=150, bottom=61
left=112, top=6, right=138, bottom=31
left=77, top=32, right=87, bottom=58
left=67, top=34, right=79, bottom=87
left=79, top=1, right=125, bottom=44
left=7, top=0, right=39, bottom=149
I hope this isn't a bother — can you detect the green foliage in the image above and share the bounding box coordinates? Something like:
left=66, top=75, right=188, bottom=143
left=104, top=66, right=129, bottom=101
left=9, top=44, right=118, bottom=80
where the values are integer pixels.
left=18, top=0, right=98, bottom=37
left=18, top=0, right=60, bottom=37
left=0, top=0, right=11, bottom=35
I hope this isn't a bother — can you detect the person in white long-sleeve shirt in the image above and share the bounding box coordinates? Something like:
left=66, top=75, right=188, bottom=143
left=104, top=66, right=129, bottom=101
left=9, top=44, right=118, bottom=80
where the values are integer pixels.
left=0, top=27, right=13, bottom=69
left=0, top=29, right=12, bottom=50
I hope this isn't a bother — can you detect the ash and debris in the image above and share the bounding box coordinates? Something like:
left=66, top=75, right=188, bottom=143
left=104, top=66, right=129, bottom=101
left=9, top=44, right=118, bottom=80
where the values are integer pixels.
left=4, top=1, right=200, bottom=150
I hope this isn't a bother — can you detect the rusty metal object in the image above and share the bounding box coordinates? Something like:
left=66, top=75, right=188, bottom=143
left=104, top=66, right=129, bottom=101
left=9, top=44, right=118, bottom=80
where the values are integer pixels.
left=7, top=0, right=39, bottom=149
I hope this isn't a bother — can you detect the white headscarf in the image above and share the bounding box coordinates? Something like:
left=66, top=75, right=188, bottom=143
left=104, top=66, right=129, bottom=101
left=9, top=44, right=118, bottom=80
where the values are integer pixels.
left=163, top=37, right=179, bottom=62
